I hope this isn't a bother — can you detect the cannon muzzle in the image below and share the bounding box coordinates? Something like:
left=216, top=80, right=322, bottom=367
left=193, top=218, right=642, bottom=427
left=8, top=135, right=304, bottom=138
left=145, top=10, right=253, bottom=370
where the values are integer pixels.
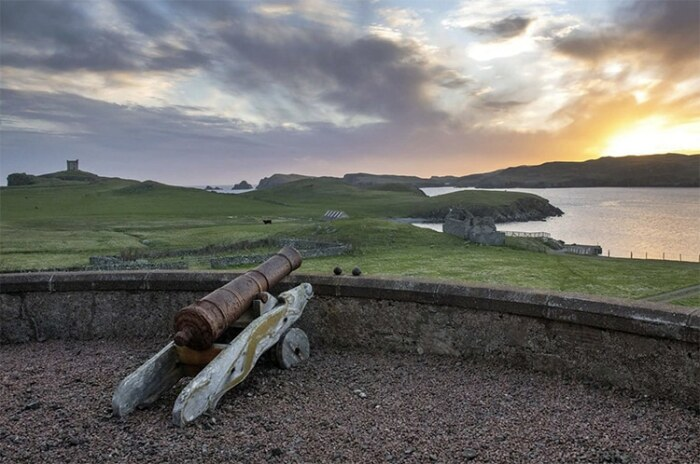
left=173, top=246, right=302, bottom=350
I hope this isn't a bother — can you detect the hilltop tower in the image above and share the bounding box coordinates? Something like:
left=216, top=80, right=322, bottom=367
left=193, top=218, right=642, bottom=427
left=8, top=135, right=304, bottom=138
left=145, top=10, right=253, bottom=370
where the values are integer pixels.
left=67, top=159, right=79, bottom=171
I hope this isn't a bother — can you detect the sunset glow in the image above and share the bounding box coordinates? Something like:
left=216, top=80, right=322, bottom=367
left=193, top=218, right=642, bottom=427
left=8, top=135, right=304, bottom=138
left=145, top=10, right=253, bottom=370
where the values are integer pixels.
left=1, top=0, right=698, bottom=184
left=603, top=118, right=700, bottom=157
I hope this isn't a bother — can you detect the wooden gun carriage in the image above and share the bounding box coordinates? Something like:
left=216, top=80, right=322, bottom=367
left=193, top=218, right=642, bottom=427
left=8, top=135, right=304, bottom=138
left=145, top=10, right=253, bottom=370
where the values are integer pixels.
left=112, top=247, right=312, bottom=426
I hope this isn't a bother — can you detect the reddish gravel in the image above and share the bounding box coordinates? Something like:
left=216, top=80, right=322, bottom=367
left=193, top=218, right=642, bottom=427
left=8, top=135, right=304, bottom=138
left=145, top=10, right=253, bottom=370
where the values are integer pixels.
left=0, top=339, right=698, bottom=463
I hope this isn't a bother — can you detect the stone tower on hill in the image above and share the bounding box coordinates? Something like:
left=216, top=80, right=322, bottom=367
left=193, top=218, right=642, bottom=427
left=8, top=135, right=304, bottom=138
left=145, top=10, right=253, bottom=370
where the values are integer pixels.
left=67, top=159, right=79, bottom=171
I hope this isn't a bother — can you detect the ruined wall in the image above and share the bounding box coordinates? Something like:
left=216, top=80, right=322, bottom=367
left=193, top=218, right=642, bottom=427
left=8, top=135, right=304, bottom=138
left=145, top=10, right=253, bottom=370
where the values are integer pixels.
left=1, top=272, right=697, bottom=408
left=443, top=210, right=505, bottom=245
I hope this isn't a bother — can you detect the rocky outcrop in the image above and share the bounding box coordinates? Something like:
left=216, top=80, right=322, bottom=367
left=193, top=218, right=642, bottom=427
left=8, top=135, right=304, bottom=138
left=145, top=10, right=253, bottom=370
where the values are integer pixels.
left=257, top=173, right=312, bottom=189
left=493, top=196, right=564, bottom=222
left=443, top=209, right=505, bottom=245
left=232, top=180, right=253, bottom=190
left=419, top=197, right=563, bottom=223
left=7, top=173, right=37, bottom=186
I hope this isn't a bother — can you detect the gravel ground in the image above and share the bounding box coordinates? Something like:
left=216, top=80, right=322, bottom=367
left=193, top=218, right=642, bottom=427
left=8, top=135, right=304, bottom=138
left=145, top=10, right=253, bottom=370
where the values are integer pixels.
left=0, top=339, right=698, bottom=463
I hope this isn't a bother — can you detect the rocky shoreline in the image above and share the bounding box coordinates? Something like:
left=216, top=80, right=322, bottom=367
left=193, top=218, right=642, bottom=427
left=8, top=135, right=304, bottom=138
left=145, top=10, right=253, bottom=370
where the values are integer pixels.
left=414, top=196, right=564, bottom=223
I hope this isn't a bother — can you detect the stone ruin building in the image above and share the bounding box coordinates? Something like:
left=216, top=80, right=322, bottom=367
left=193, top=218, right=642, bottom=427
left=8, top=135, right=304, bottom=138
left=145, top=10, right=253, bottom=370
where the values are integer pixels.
left=67, top=159, right=79, bottom=171
left=443, top=208, right=505, bottom=246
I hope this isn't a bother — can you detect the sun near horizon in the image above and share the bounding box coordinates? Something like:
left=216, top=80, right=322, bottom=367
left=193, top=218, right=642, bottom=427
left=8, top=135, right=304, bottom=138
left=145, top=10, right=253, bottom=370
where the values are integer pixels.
left=600, top=117, right=700, bottom=158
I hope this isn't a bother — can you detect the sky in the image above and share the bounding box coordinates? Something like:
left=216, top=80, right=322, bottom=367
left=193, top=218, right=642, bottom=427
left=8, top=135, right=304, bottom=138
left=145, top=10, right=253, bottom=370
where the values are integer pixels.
left=1, top=0, right=699, bottom=186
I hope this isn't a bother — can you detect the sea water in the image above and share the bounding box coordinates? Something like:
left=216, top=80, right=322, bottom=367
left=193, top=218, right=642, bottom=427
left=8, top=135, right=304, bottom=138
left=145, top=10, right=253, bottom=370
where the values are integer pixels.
left=417, top=187, right=700, bottom=261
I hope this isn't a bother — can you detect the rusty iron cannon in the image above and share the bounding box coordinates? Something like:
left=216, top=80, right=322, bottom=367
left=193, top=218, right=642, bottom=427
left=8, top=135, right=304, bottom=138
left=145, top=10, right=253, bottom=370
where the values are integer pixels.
left=112, top=247, right=313, bottom=426
left=174, top=246, right=303, bottom=350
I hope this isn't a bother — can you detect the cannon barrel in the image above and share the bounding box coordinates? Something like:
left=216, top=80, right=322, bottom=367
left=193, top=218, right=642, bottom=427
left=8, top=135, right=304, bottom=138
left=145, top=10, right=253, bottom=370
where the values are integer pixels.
left=173, top=246, right=302, bottom=350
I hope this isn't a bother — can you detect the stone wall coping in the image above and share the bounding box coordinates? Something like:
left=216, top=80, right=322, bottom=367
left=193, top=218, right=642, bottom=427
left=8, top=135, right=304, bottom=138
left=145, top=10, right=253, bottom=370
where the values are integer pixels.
left=1, top=271, right=698, bottom=344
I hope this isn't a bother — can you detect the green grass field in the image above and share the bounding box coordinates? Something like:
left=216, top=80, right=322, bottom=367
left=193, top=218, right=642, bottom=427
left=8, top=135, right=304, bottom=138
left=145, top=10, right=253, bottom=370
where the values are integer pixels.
left=1, top=176, right=698, bottom=305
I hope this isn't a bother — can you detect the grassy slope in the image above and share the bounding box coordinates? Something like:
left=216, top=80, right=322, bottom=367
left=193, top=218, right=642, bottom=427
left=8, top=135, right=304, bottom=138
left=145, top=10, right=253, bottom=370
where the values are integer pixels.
left=246, top=177, right=539, bottom=218
left=253, top=219, right=699, bottom=300
left=671, top=296, right=700, bottom=307
left=455, top=153, right=700, bottom=188
left=1, top=178, right=697, bottom=303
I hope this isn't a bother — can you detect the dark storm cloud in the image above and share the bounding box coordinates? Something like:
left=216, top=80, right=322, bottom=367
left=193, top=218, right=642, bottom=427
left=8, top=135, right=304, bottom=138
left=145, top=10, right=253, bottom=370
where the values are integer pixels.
left=619, top=0, right=700, bottom=63
left=468, top=15, right=532, bottom=39
left=1, top=0, right=135, bottom=71
left=555, top=0, right=699, bottom=67
left=217, top=21, right=455, bottom=124
left=317, top=38, right=448, bottom=123
left=1, top=0, right=92, bottom=44
left=1, top=0, right=461, bottom=125
left=0, top=0, right=208, bottom=71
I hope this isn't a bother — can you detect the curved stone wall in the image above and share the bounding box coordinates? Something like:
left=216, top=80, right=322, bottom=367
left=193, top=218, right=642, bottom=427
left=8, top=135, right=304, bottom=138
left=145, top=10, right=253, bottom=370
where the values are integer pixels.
left=1, top=272, right=698, bottom=408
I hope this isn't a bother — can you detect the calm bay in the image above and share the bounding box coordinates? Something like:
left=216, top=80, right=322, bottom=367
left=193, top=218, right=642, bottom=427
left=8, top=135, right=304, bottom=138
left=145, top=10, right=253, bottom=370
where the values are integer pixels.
left=418, top=187, right=700, bottom=261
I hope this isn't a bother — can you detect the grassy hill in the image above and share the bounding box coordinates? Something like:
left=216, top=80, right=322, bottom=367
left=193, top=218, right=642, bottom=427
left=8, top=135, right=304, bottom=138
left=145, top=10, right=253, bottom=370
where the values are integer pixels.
left=1, top=173, right=697, bottom=304
left=6, top=169, right=103, bottom=187
left=454, top=153, right=700, bottom=188
left=259, top=154, right=699, bottom=189
left=1, top=175, right=558, bottom=223
left=245, top=177, right=561, bottom=220
left=342, top=172, right=447, bottom=187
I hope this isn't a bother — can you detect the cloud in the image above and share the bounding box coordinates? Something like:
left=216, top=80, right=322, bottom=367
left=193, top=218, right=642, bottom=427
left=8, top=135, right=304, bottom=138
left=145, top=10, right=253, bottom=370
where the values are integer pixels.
left=0, top=0, right=209, bottom=72
left=0, top=87, right=573, bottom=185
left=112, top=0, right=173, bottom=36
left=549, top=0, right=700, bottom=134
left=209, top=8, right=465, bottom=126
left=1, top=0, right=698, bottom=187
left=0, top=88, right=260, bottom=140
left=554, top=0, right=700, bottom=71
left=1, top=0, right=465, bottom=127
left=619, top=0, right=700, bottom=64
left=468, top=15, right=533, bottom=39
left=378, top=7, right=425, bottom=29
left=444, top=0, right=558, bottom=29
left=479, top=99, right=531, bottom=112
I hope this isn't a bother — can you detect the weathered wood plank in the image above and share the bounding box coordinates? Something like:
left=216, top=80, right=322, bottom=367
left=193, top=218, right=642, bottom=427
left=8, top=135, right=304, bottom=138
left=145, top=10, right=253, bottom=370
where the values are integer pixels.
left=112, top=342, right=184, bottom=417
left=172, top=283, right=313, bottom=426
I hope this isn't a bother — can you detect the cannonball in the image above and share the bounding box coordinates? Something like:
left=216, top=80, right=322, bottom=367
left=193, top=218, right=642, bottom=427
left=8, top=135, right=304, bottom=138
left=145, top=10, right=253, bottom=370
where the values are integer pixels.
left=333, top=266, right=343, bottom=275
left=352, top=267, right=362, bottom=276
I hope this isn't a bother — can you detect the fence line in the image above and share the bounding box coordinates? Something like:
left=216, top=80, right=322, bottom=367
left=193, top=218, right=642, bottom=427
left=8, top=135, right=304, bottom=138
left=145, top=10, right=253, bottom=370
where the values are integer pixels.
left=503, top=231, right=551, bottom=238
left=500, top=230, right=697, bottom=262
left=606, top=250, right=700, bottom=263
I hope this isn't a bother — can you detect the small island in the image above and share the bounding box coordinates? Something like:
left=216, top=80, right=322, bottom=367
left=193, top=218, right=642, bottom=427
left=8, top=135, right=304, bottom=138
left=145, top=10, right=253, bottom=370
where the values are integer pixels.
left=232, top=180, right=253, bottom=190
